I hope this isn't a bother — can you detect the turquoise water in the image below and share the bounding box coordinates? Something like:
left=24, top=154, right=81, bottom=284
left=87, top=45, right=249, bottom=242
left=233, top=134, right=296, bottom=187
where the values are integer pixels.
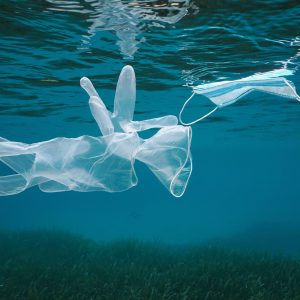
left=1, top=0, right=300, bottom=251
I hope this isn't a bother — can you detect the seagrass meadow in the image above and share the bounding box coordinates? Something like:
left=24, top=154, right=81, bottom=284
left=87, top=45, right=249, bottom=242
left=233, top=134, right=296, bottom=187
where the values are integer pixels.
left=0, top=230, right=300, bottom=300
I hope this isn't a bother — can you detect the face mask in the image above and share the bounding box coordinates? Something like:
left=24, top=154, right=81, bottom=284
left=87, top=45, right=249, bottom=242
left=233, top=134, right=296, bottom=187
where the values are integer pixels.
left=179, top=69, right=300, bottom=125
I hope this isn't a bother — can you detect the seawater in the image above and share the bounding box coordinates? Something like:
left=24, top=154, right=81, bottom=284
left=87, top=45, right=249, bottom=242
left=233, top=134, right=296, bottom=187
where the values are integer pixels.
left=1, top=0, right=300, bottom=253
left=1, top=1, right=300, bottom=299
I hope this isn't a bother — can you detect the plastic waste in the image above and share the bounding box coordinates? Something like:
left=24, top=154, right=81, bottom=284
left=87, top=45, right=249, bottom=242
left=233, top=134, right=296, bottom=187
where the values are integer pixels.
left=0, top=66, right=192, bottom=197
left=179, top=69, right=300, bottom=125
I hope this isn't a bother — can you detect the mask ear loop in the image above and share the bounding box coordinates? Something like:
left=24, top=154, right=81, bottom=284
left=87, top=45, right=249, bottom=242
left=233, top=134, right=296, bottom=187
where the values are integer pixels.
left=283, top=78, right=300, bottom=102
left=179, top=92, right=218, bottom=126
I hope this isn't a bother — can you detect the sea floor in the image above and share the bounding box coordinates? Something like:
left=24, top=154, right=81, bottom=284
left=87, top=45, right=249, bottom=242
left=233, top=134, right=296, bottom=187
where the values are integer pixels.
left=0, top=230, right=299, bottom=300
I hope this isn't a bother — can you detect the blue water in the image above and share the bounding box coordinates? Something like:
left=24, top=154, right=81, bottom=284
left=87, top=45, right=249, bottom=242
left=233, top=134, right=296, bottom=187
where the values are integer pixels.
left=1, top=0, right=300, bottom=253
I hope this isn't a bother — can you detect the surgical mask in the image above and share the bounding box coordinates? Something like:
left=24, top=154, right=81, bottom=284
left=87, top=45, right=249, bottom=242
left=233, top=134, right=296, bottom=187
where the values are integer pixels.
left=179, top=69, right=300, bottom=125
